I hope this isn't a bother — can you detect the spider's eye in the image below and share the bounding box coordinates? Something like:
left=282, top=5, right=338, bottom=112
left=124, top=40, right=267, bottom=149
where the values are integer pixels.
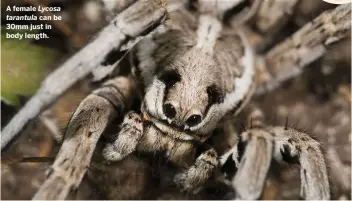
left=158, top=69, right=181, bottom=87
left=186, top=114, right=202, bottom=127
left=163, top=103, right=176, bottom=118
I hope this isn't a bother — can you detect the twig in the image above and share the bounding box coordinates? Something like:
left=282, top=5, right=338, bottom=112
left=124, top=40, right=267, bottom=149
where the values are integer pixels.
left=1, top=0, right=167, bottom=151
left=255, top=4, right=351, bottom=95
left=1, top=156, right=55, bottom=165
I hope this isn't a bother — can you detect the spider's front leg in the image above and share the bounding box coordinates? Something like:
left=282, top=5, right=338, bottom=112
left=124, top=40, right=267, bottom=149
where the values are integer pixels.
left=269, top=126, right=330, bottom=200
left=219, top=106, right=275, bottom=199
left=33, top=75, right=137, bottom=200
left=232, top=127, right=274, bottom=199
left=103, top=111, right=143, bottom=161
left=174, top=147, right=219, bottom=193
left=223, top=105, right=330, bottom=200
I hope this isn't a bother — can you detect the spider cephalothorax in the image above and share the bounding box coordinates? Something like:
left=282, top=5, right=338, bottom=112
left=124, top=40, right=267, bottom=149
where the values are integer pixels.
left=140, top=11, right=255, bottom=141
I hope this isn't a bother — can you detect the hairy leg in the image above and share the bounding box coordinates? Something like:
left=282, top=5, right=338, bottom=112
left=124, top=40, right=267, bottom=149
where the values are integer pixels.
left=33, top=75, right=136, bottom=200
left=232, top=128, right=274, bottom=199
left=219, top=104, right=265, bottom=179
left=174, top=148, right=218, bottom=193
left=103, top=111, right=143, bottom=161
left=255, top=4, right=350, bottom=95
left=220, top=105, right=273, bottom=199
left=269, top=126, right=330, bottom=200
left=221, top=119, right=330, bottom=199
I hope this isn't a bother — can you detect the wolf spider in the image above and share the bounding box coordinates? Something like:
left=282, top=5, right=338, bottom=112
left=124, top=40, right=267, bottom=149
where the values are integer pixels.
left=3, top=0, right=349, bottom=200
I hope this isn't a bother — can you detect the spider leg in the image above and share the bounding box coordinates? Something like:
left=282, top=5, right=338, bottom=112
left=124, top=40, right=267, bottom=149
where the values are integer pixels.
left=33, top=75, right=136, bottom=200
left=103, top=111, right=143, bottom=161
left=232, top=128, right=274, bottom=200
left=221, top=103, right=330, bottom=200
left=174, top=148, right=218, bottom=193
left=220, top=105, right=274, bottom=199
left=219, top=104, right=264, bottom=173
left=256, top=4, right=350, bottom=95
left=269, top=126, right=330, bottom=200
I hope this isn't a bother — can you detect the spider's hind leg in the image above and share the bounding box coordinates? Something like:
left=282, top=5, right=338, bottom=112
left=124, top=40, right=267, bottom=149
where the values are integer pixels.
left=269, top=126, right=330, bottom=200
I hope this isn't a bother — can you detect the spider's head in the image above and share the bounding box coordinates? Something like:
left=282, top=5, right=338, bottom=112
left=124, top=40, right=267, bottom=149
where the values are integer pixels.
left=158, top=69, right=224, bottom=130
left=142, top=49, right=226, bottom=141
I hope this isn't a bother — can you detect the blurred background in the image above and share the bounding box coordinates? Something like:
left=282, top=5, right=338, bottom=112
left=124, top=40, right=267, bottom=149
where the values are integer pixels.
left=1, top=0, right=351, bottom=199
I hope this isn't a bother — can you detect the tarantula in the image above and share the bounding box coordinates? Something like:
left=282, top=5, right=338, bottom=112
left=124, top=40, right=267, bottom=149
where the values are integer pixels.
left=97, top=1, right=331, bottom=199
left=2, top=0, right=349, bottom=200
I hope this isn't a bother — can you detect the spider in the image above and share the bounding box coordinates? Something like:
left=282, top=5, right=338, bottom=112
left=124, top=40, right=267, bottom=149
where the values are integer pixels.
left=2, top=0, right=349, bottom=200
